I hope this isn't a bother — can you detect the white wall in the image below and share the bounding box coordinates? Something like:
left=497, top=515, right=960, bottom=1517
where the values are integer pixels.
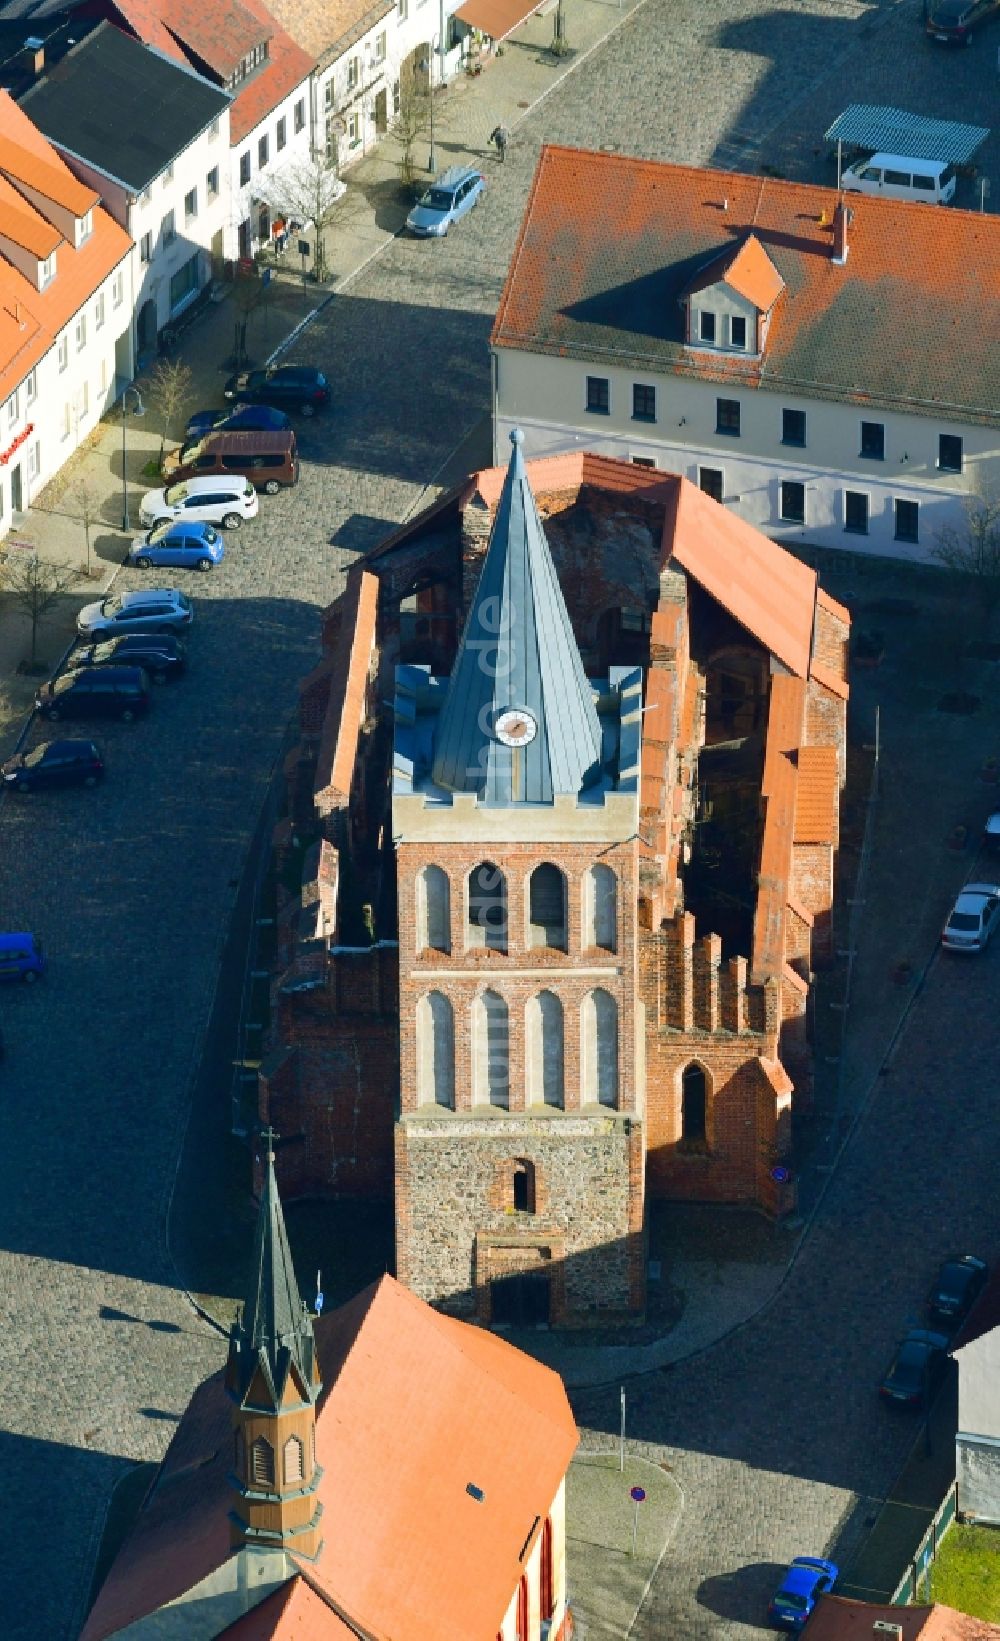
left=126, top=112, right=231, bottom=338
left=493, top=347, right=1000, bottom=564
left=229, top=77, right=312, bottom=259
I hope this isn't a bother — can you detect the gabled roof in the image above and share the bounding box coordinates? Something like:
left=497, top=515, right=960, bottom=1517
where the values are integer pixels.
left=0, top=134, right=98, bottom=214
left=684, top=232, right=785, bottom=312
left=219, top=1576, right=360, bottom=1638
left=0, top=193, right=58, bottom=254
left=20, top=22, right=231, bottom=192
left=263, top=0, right=393, bottom=66
left=493, top=145, right=1000, bottom=426
left=82, top=1275, right=577, bottom=1641
left=664, top=476, right=818, bottom=678
left=431, top=427, right=603, bottom=804
left=164, top=0, right=271, bottom=80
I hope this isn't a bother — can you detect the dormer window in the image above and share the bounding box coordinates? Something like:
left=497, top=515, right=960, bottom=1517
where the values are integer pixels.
left=699, top=310, right=716, bottom=344
left=729, top=315, right=747, bottom=349
left=38, top=250, right=56, bottom=288
left=76, top=209, right=93, bottom=247
left=226, top=39, right=269, bottom=89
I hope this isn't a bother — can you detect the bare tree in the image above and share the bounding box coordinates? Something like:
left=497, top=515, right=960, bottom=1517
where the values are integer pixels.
left=145, top=358, right=195, bottom=465
left=255, top=151, right=346, bottom=284
left=2, top=551, right=77, bottom=670
left=932, top=489, right=1000, bottom=583
left=72, top=480, right=100, bottom=578
left=231, top=268, right=265, bottom=367
left=392, top=65, right=430, bottom=191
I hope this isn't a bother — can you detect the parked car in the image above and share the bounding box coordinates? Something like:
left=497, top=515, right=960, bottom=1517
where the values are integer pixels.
left=927, top=1255, right=988, bottom=1330
left=406, top=165, right=486, bottom=237
left=162, top=430, right=298, bottom=493
left=128, top=520, right=224, bottom=573
left=0, top=933, right=45, bottom=983
left=139, top=476, right=258, bottom=530
left=840, top=153, right=956, bottom=206
left=36, top=666, right=151, bottom=723
left=73, top=633, right=186, bottom=684
left=926, top=0, right=1000, bottom=42
left=222, top=364, right=329, bottom=416
left=185, top=402, right=291, bottom=439
left=879, top=1328, right=950, bottom=1407
left=985, top=810, right=1000, bottom=851
left=941, top=882, right=1000, bottom=952
left=76, top=587, right=193, bottom=640
left=2, top=738, right=104, bottom=792
left=767, top=1557, right=838, bottom=1630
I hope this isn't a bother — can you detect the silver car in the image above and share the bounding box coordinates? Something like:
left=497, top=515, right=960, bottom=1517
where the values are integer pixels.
left=406, top=165, right=486, bottom=237
left=941, top=882, right=1000, bottom=952
left=76, top=587, right=194, bottom=639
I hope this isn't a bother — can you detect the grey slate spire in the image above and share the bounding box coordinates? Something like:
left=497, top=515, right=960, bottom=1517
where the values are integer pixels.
left=227, top=1130, right=320, bottom=1407
left=431, top=428, right=603, bottom=804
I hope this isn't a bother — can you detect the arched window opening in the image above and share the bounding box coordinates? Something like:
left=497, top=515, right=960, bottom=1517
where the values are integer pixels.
left=541, top=1517, right=555, bottom=1621
left=283, top=1435, right=304, bottom=1485
left=582, top=989, right=618, bottom=1107
left=251, top=1436, right=275, bottom=1487
left=584, top=863, right=617, bottom=951
left=417, top=991, right=455, bottom=1108
left=526, top=990, right=564, bottom=1107
left=528, top=863, right=567, bottom=950
left=417, top=865, right=450, bottom=952
left=513, top=1159, right=536, bottom=1214
left=468, top=862, right=508, bottom=951
left=681, top=1063, right=708, bottom=1144
left=516, top=1575, right=529, bottom=1641
left=475, top=990, right=509, bottom=1107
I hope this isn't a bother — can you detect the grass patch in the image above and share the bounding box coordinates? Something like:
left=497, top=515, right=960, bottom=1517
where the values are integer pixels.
left=930, top=1523, right=1000, bottom=1620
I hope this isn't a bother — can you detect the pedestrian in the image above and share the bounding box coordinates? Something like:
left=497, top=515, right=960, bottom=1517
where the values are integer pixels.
left=490, top=123, right=509, bottom=163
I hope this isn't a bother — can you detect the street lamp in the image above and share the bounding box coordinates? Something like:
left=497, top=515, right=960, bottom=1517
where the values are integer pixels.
left=419, top=38, right=439, bottom=173
left=121, top=384, right=145, bottom=531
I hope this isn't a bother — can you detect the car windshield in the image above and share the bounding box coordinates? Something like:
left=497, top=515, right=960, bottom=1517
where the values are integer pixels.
left=177, top=593, right=192, bottom=610
left=148, top=523, right=175, bottom=545
left=204, top=526, right=219, bottom=543
left=164, top=483, right=189, bottom=505
left=894, top=1343, right=928, bottom=1380
left=178, top=440, right=205, bottom=463
left=949, top=912, right=980, bottom=931
left=775, top=1593, right=808, bottom=1612
left=92, top=641, right=117, bottom=661
left=244, top=481, right=255, bottom=497
left=23, top=745, right=49, bottom=768
left=102, top=595, right=123, bottom=616
left=423, top=188, right=456, bottom=211
left=931, top=0, right=967, bottom=15
left=938, top=1267, right=968, bottom=1297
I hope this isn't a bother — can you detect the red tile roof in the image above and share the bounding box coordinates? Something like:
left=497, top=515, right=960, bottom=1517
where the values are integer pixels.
left=794, top=745, right=839, bottom=844
left=264, top=0, right=393, bottom=65
left=684, top=232, right=785, bottom=312
left=754, top=673, right=806, bottom=982
left=493, top=145, right=1000, bottom=425
left=165, top=0, right=271, bottom=79
left=82, top=1276, right=577, bottom=1641
left=0, top=136, right=98, bottom=214
left=807, top=1595, right=1000, bottom=1640
left=219, top=1575, right=361, bottom=1638
left=0, top=196, right=59, bottom=256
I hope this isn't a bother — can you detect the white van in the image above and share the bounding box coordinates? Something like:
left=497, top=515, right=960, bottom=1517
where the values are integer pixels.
left=841, top=153, right=956, bottom=205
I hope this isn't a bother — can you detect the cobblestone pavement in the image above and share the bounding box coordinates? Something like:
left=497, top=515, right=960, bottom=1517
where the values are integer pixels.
left=2, top=0, right=998, bottom=1631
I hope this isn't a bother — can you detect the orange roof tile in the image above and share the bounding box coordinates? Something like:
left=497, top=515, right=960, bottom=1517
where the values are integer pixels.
left=817, top=586, right=851, bottom=627
left=664, top=476, right=818, bottom=678
left=753, top=673, right=806, bottom=982
left=786, top=891, right=814, bottom=927
left=0, top=195, right=59, bottom=256
left=684, top=232, right=785, bottom=312
left=219, top=1574, right=361, bottom=1638
left=0, top=137, right=98, bottom=215
left=314, top=567, right=378, bottom=813
left=493, top=146, right=1000, bottom=425
left=809, top=659, right=849, bottom=700
left=806, top=1595, right=1000, bottom=1641
left=794, top=744, right=838, bottom=844
left=265, top=0, right=392, bottom=64
left=83, top=1276, right=577, bottom=1641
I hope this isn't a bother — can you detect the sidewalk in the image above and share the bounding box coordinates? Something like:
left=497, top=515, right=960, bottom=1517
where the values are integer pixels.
left=568, top=1451, right=682, bottom=1640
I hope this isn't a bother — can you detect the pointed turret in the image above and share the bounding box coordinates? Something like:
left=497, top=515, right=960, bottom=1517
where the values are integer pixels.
left=226, top=1131, right=324, bottom=1559
left=431, top=427, right=603, bottom=805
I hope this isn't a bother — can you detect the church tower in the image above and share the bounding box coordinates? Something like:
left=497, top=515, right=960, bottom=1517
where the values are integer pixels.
left=225, top=1131, right=324, bottom=1557
left=392, top=429, right=646, bottom=1327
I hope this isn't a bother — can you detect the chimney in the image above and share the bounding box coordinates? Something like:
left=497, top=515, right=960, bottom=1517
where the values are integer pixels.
left=832, top=201, right=852, bottom=265
left=23, top=36, right=45, bottom=77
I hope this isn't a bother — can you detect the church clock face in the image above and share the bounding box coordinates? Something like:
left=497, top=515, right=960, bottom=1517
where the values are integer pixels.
left=494, top=708, right=538, bottom=748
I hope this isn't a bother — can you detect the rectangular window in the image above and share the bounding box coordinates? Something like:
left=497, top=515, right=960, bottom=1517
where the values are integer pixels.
left=631, top=456, right=656, bottom=469
left=24, top=370, right=36, bottom=406
left=239, top=152, right=251, bottom=186
left=398, top=0, right=408, bottom=17
left=632, top=383, right=656, bottom=423
left=699, top=310, right=716, bottom=344
left=939, top=433, right=963, bottom=473
left=57, top=335, right=68, bottom=373
left=78, top=380, right=89, bottom=418
left=161, top=210, right=175, bottom=246
left=716, top=397, right=740, bottom=436
left=112, top=270, right=124, bottom=307
left=95, top=292, right=105, bottom=329
left=6, top=391, right=17, bottom=426
left=348, top=110, right=360, bottom=143
left=209, top=116, right=220, bottom=140
left=61, top=401, right=71, bottom=440
left=860, top=420, right=885, bottom=460
left=894, top=498, right=919, bottom=543
left=729, top=314, right=747, bottom=349
left=347, top=56, right=360, bottom=89
left=780, top=480, right=805, bottom=524
left=140, top=231, right=153, bottom=263
left=844, top=490, right=868, bottom=535
left=782, top=407, right=806, bottom=447
left=393, top=79, right=401, bottom=115
left=699, top=467, right=724, bottom=502
left=169, top=252, right=200, bottom=311
left=586, top=375, right=610, bottom=415
left=75, top=314, right=86, bottom=351
left=39, top=252, right=55, bottom=287
left=139, top=185, right=152, bottom=205
left=294, top=98, right=305, bottom=133
left=375, top=29, right=386, bottom=59
left=162, top=161, right=174, bottom=187
left=99, top=357, right=108, bottom=393
left=258, top=134, right=269, bottom=168
left=27, top=438, right=39, bottom=480
left=276, top=116, right=286, bottom=151
left=206, top=167, right=219, bottom=199
left=184, top=187, right=198, bottom=220
left=324, top=80, right=334, bottom=110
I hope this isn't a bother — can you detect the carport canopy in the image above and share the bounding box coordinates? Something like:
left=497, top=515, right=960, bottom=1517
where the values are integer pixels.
left=825, top=105, right=989, bottom=165
left=454, top=0, right=545, bottom=40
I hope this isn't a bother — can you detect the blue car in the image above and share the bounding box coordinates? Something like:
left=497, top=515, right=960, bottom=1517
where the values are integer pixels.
left=768, top=1557, right=838, bottom=1630
left=128, top=520, right=224, bottom=573
left=185, top=402, right=291, bottom=439
left=406, top=164, right=486, bottom=237
left=0, top=933, right=45, bottom=983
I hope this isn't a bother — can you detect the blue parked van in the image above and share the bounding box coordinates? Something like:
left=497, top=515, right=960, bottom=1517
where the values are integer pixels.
left=0, top=933, right=45, bottom=982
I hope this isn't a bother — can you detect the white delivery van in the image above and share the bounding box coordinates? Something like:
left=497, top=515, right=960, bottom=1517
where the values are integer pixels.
left=841, top=153, right=957, bottom=205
